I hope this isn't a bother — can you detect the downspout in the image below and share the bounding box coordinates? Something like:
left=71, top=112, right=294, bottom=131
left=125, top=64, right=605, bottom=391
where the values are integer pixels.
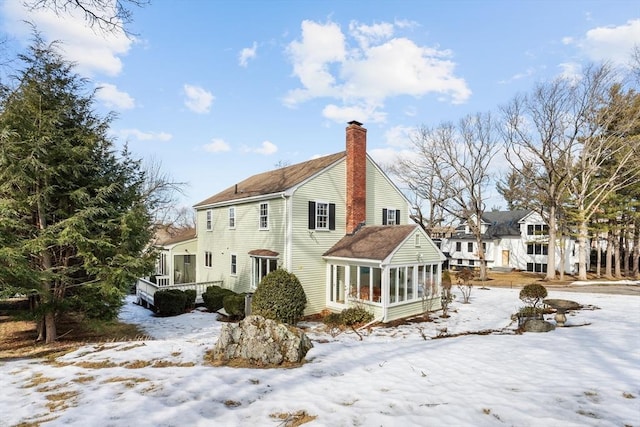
left=282, top=193, right=292, bottom=271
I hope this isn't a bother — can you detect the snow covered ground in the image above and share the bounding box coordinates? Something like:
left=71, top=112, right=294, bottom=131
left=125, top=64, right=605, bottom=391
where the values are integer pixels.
left=1, top=286, right=639, bottom=426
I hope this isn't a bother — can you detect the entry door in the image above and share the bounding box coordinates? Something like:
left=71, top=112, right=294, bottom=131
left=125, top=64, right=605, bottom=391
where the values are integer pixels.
left=502, top=250, right=510, bottom=266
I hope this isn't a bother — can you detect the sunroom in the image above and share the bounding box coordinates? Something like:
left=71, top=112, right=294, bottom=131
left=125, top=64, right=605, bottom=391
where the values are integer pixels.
left=323, top=225, right=446, bottom=322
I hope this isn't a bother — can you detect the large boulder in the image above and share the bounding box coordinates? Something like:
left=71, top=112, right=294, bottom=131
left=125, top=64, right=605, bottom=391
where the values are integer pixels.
left=211, top=315, right=313, bottom=367
left=523, top=319, right=555, bottom=333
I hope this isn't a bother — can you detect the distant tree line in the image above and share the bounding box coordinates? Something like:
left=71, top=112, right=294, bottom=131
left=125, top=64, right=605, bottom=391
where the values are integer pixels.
left=392, top=51, right=640, bottom=281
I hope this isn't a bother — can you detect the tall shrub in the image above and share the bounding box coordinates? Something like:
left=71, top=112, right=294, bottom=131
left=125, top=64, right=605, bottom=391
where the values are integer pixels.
left=251, top=269, right=306, bottom=324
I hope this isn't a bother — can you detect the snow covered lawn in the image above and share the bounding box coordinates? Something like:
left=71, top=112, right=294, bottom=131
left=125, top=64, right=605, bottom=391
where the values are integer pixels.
left=1, top=287, right=639, bottom=426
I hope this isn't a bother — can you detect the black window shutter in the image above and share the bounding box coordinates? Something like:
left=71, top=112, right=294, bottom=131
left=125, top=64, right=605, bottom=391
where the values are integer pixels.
left=382, top=208, right=388, bottom=225
left=329, top=203, right=336, bottom=230
left=308, top=201, right=316, bottom=229
left=395, top=209, right=401, bottom=224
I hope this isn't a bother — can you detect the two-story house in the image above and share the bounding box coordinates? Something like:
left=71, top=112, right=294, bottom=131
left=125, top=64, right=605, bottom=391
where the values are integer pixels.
left=192, top=121, right=445, bottom=322
left=441, top=210, right=584, bottom=274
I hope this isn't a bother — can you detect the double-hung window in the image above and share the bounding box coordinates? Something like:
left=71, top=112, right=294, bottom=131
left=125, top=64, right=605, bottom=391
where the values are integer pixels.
left=259, top=203, right=268, bottom=230
left=230, top=254, right=237, bottom=275
left=206, top=210, right=213, bottom=231
left=382, top=208, right=401, bottom=225
left=204, top=251, right=213, bottom=268
left=308, top=201, right=335, bottom=230
left=229, top=207, right=235, bottom=229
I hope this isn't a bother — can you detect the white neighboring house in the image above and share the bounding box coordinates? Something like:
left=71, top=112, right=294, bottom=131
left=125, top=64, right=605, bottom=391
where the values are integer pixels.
left=440, top=210, right=585, bottom=274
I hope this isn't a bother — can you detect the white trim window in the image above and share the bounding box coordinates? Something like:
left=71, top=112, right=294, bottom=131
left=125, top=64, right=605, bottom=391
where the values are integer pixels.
left=206, top=209, right=213, bottom=231
left=251, top=256, right=277, bottom=289
left=230, top=254, right=237, bottom=275
left=204, top=251, right=213, bottom=268
left=383, top=208, right=400, bottom=225
left=259, top=202, right=269, bottom=230
left=308, top=201, right=335, bottom=230
left=228, top=207, right=235, bottom=229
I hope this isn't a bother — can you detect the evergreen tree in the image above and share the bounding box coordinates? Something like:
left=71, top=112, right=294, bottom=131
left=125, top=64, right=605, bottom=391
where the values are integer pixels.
left=0, top=35, right=154, bottom=343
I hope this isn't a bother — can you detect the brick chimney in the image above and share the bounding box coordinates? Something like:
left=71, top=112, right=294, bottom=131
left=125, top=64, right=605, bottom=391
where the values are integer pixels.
left=346, top=120, right=367, bottom=234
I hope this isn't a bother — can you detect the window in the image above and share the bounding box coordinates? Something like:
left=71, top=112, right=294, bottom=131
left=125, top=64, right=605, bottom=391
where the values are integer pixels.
left=252, top=256, right=278, bottom=288
left=455, top=242, right=462, bottom=252
left=259, top=203, right=268, bottom=230
left=308, top=201, right=336, bottom=230
left=157, top=252, right=167, bottom=275
left=527, top=243, right=548, bottom=255
left=415, top=234, right=421, bottom=247
left=469, top=259, right=475, bottom=266
left=482, top=242, right=487, bottom=251
left=467, top=242, right=473, bottom=252
left=206, top=210, right=213, bottom=231
left=527, top=224, right=549, bottom=236
left=457, top=259, right=463, bottom=265
left=204, top=251, right=212, bottom=268
left=230, top=254, right=237, bottom=275
left=383, top=208, right=401, bottom=225
left=527, top=262, right=548, bottom=273
left=228, top=207, right=235, bottom=229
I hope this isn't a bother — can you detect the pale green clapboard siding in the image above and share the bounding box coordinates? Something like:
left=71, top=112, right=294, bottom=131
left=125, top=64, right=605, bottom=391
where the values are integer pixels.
left=196, top=198, right=286, bottom=293
left=386, top=298, right=442, bottom=322
left=290, top=160, right=347, bottom=315
left=365, top=159, right=410, bottom=225
left=390, top=229, right=442, bottom=265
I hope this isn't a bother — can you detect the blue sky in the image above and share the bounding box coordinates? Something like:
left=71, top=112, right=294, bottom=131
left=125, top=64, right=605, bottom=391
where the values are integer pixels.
left=1, top=1, right=639, bottom=211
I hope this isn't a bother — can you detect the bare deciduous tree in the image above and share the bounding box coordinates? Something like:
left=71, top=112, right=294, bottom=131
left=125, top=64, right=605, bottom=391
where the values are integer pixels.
left=567, top=66, right=640, bottom=280
left=396, top=113, right=499, bottom=281
left=24, top=0, right=148, bottom=34
left=501, top=79, right=576, bottom=280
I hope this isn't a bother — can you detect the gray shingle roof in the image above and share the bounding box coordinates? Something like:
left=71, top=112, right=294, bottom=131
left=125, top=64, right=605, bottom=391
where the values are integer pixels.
left=193, top=152, right=345, bottom=207
left=323, top=225, right=417, bottom=261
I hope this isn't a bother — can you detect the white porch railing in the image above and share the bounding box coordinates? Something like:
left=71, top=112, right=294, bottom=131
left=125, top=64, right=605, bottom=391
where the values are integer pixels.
left=136, top=278, right=224, bottom=309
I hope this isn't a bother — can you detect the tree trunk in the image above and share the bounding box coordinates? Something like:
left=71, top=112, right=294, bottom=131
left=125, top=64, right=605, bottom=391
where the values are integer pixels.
left=633, top=219, right=640, bottom=279
left=44, top=311, right=57, bottom=344
left=605, top=231, right=613, bottom=278
left=545, top=206, right=557, bottom=280
left=623, top=225, right=630, bottom=276
left=613, top=228, right=622, bottom=278
left=577, top=221, right=589, bottom=280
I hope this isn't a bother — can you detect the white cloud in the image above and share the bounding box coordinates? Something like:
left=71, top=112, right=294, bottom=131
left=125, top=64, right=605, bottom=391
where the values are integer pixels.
left=558, top=62, right=582, bottom=83
left=183, top=84, right=214, bottom=114
left=96, top=83, right=135, bottom=109
left=203, top=138, right=231, bottom=153
left=242, top=140, right=278, bottom=155
left=256, top=141, right=278, bottom=155
left=570, top=19, right=640, bottom=66
left=1, top=1, right=132, bottom=77
left=119, top=129, right=173, bottom=142
left=239, top=42, right=257, bottom=67
left=284, top=19, right=470, bottom=123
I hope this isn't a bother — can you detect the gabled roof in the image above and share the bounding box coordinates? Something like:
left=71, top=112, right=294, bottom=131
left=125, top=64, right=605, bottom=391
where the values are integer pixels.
left=323, top=225, right=417, bottom=261
left=194, top=151, right=346, bottom=208
left=482, top=210, right=530, bottom=237
left=451, top=210, right=531, bottom=240
left=155, top=227, right=196, bottom=246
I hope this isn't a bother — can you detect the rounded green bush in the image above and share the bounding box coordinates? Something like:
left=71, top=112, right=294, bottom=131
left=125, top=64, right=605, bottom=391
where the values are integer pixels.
left=222, top=292, right=246, bottom=319
left=519, top=284, right=548, bottom=308
left=251, top=269, right=306, bottom=324
left=154, top=289, right=188, bottom=316
left=340, top=307, right=373, bottom=326
left=202, top=286, right=234, bottom=312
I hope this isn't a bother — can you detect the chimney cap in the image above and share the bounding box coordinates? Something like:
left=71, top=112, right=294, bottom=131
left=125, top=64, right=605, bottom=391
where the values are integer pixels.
left=348, top=120, right=363, bottom=127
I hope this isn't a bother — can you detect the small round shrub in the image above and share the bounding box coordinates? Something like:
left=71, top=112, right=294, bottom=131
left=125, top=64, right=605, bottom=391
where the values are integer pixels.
left=184, top=289, right=197, bottom=310
left=202, top=286, right=234, bottom=312
left=519, top=284, right=548, bottom=308
left=154, top=289, right=188, bottom=316
left=322, top=312, right=343, bottom=328
left=251, top=269, right=306, bottom=324
left=222, top=292, right=246, bottom=319
left=340, top=307, right=373, bottom=326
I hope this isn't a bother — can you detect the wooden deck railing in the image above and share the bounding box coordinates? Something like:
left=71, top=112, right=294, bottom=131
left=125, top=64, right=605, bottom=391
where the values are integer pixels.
left=136, top=278, right=224, bottom=309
